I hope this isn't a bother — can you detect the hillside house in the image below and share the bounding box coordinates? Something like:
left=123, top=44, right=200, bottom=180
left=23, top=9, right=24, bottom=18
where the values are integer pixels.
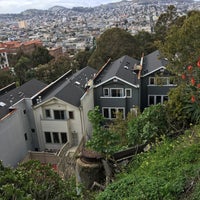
left=32, top=67, right=97, bottom=153
left=92, top=50, right=176, bottom=119
left=0, top=79, right=47, bottom=167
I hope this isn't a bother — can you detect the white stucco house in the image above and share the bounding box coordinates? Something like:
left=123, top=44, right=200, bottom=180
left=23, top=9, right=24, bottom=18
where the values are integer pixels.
left=32, top=67, right=96, bottom=153
left=0, top=67, right=96, bottom=167
left=0, top=79, right=47, bottom=167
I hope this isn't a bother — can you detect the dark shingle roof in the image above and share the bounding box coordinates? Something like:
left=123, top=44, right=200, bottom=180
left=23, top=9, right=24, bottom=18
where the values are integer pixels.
left=0, top=79, right=47, bottom=120
left=94, top=55, right=140, bottom=86
left=142, top=50, right=168, bottom=76
left=34, top=66, right=97, bottom=107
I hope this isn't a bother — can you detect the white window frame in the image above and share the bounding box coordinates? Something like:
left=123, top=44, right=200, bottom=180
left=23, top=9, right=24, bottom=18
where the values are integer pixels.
left=103, top=88, right=109, bottom=97
left=148, top=95, right=168, bottom=106
left=44, top=131, right=68, bottom=144
left=149, top=77, right=155, bottom=85
left=149, top=77, right=174, bottom=86
left=125, top=88, right=132, bottom=98
left=53, top=110, right=66, bottom=120
left=68, top=111, right=74, bottom=119
left=102, top=107, right=125, bottom=119
left=45, top=109, right=51, bottom=118
left=110, top=88, right=124, bottom=97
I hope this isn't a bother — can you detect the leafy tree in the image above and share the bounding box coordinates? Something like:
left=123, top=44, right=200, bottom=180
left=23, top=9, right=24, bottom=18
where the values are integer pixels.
left=159, top=11, right=200, bottom=126
left=166, top=84, right=193, bottom=133
left=0, top=160, right=78, bottom=200
left=109, top=110, right=137, bottom=147
left=14, top=56, right=31, bottom=85
left=159, top=11, right=200, bottom=79
left=127, top=104, right=168, bottom=146
left=0, top=70, right=15, bottom=88
left=154, top=5, right=181, bottom=42
left=134, top=30, right=157, bottom=57
left=73, top=50, right=92, bottom=70
left=88, top=28, right=137, bottom=69
left=35, top=54, right=72, bottom=83
left=7, top=50, right=25, bottom=68
left=86, top=106, right=120, bottom=157
left=31, top=46, right=54, bottom=68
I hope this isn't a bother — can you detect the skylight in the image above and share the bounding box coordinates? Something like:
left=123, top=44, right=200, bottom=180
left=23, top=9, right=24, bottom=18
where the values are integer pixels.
left=0, top=102, right=6, bottom=107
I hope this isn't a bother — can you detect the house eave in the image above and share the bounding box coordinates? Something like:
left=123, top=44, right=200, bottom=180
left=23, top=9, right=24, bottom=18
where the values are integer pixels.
left=141, top=66, right=166, bottom=77
left=94, top=76, right=139, bottom=88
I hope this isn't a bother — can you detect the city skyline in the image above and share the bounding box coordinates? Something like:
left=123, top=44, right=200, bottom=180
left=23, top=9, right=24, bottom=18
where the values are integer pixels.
left=0, top=0, right=123, bottom=14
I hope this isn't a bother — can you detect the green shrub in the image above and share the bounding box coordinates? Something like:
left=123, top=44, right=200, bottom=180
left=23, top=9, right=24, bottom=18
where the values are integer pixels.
left=97, top=128, right=200, bottom=200
left=127, top=104, right=168, bottom=146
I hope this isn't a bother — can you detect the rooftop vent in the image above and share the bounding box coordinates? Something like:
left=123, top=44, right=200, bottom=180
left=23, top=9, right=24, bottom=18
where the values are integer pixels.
left=0, top=102, right=6, bottom=107
left=124, top=66, right=129, bottom=69
left=75, top=81, right=80, bottom=85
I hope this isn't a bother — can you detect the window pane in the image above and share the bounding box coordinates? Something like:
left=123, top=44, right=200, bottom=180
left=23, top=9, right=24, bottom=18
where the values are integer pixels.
left=103, top=88, right=109, bottom=96
left=163, top=96, right=168, bottom=102
left=111, top=89, right=123, bottom=97
left=45, top=109, right=51, bottom=118
left=149, top=77, right=155, bottom=85
left=111, top=108, right=116, bottom=118
left=53, top=132, right=60, bottom=143
left=149, top=96, right=154, bottom=105
left=60, top=111, right=65, bottom=119
left=69, top=111, right=74, bottom=119
left=54, top=110, right=65, bottom=120
left=54, top=110, right=60, bottom=119
left=156, top=96, right=161, bottom=103
left=118, top=109, right=124, bottom=118
left=45, top=132, right=52, bottom=143
left=126, top=89, right=131, bottom=97
left=103, top=108, right=109, bottom=118
left=24, top=133, right=28, bottom=141
left=61, top=132, right=67, bottom=143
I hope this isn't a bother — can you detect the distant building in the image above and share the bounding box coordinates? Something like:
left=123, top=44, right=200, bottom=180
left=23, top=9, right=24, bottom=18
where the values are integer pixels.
left=0, top=40, right=43, bottom=55
left=0, top=49, right=9, bottom=70
left=48, top=46, right=63, bottom=58
left=18, top=20, right=28, bottom=29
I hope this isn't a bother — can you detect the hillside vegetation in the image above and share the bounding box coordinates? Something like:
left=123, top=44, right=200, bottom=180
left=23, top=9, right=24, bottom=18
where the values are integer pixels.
left=97, top=127, right=200, bottom=200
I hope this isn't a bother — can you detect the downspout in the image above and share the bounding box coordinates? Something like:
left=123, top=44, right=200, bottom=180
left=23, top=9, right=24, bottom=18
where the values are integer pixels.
left=79, top=105, right=85, bottom=139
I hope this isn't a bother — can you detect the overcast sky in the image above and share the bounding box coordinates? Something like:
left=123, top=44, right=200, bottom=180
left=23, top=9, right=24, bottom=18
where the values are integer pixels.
left=0, top=0, right=123, bottom=14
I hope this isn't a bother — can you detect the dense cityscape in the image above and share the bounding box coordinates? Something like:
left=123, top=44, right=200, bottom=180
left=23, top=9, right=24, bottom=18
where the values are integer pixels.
left=0, top=0, right=199, bottom=54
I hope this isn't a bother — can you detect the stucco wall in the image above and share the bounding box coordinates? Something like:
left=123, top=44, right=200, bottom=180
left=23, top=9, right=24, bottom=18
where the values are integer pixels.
left=80, top=87, right=94, bottom=137
left=0, top=100, right=33, bottom=167
left=33, top=98, right=83, bottom=151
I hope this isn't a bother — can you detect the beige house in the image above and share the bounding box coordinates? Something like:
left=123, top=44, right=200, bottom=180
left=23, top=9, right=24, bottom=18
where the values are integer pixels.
left=32, top=67, right=96, bottom=153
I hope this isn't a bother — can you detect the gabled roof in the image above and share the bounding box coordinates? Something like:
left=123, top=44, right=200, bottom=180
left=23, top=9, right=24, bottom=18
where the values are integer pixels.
left=0, top=79, right=47, bottom=120
left=142, top=50, right=168, bottom=77
left=33, top=66, right=97, bottom=108
left=93, top=55, right=140, bottom=87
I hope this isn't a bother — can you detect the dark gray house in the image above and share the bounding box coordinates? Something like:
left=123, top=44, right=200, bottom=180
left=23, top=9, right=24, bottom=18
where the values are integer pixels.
left=140, top=50, right=176, bottom=110
left=93, top=50, right=176, bottom=118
